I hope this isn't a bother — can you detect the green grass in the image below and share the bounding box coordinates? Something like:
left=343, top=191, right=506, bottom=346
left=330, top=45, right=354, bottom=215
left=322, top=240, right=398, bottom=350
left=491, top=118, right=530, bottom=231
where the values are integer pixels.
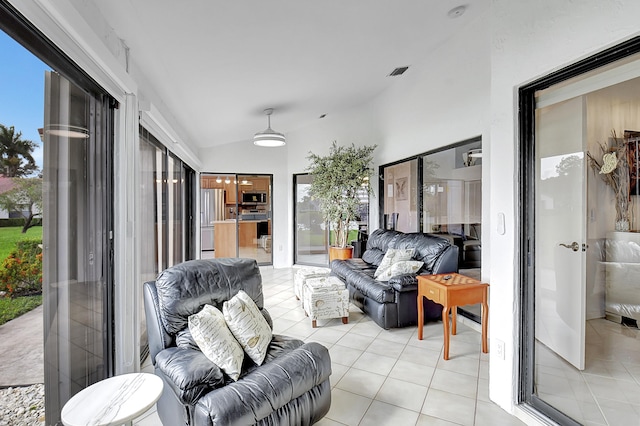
left=0, top=226, right=42, bottom=263
left=0, top=294, right=42, bottom=326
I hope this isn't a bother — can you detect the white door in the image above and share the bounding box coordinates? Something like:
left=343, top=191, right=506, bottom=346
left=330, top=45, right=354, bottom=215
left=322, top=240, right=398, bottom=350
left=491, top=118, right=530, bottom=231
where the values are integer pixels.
left=535, top=96, right=586, bottom=370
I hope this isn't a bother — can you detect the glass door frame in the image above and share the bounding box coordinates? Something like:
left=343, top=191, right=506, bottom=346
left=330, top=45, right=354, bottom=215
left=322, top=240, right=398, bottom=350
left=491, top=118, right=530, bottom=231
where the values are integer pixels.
left=517, top=34, right=640, bottom=423
left=293, top=173, right=329, bottom=267
left=1, top=3, right=118, bottom=423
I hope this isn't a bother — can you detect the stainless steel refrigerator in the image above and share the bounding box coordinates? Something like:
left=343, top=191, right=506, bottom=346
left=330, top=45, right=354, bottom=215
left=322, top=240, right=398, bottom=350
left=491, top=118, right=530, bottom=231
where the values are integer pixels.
left=201, top=188, right=225, bottom=251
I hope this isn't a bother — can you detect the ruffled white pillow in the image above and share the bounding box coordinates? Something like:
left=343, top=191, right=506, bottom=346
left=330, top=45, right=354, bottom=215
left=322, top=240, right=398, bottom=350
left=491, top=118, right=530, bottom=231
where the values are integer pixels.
left=374, top=248, right=415, bottom=278
left=223, top=290, right=272, bottom=365
left=376, top=260, right=424, bottom=281
left=188, top=304, right=244, bottom=381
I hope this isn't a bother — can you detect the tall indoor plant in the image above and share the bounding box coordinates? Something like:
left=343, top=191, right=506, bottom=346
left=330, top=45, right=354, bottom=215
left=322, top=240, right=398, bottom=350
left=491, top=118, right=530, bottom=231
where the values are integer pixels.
left=307, top=141, right=377, bottom=260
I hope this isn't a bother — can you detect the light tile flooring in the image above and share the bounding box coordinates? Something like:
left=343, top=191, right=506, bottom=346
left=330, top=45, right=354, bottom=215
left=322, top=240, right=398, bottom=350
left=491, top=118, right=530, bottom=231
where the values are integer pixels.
left=535, top=319, right=640, bottom=425
left=135, top=267, right=524, bottom=426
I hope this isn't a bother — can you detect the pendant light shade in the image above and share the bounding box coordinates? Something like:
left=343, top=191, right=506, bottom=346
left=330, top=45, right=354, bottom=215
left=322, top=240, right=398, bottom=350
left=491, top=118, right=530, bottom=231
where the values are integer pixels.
left=254, top=108, right=286, bottom=147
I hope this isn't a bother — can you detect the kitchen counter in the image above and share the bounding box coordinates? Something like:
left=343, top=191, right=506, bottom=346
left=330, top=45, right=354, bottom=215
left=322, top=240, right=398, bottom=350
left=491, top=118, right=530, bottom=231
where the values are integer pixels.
left=213, top=220, right=271, bottom=258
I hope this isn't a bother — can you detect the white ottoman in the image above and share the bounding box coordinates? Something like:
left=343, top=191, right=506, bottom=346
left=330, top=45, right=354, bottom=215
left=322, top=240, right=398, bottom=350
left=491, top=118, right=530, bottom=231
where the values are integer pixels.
left=303, top=276, right=349, bottom=328
left=294, top=267, right=331, bottom=302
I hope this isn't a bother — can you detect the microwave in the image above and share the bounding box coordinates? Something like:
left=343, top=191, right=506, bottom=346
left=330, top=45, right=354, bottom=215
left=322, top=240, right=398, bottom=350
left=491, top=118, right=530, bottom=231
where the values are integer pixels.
left=242, top=192, right=267, bottom=204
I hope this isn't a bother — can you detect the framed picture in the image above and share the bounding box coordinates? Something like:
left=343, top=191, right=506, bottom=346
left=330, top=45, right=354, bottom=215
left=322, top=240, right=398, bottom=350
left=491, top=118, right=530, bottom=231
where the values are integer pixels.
left=395, top=177, right=408, bottom=200
left=625, top=130, right=640, bottom=195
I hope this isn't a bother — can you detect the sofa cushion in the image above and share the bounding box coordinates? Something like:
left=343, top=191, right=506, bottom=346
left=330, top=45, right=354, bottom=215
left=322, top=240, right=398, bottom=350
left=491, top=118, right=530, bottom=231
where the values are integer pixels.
left=155, top=258, right=263, bottom=336
left=391, top=233, right=453, bottom=274
left=374, top=248, right=415, bottom=278
left=155, top=347, right=225, bottom=405
left=331, top=259, right=395, bottom=303
left=376, top=260, right=424, bottom=281
left=223, top=290, right=272, bottom=365
left=362, top=229, right=402, bottom=266
left=195, top=342, right=332, bottom=425
left=189, top=304, right=245, bottom=381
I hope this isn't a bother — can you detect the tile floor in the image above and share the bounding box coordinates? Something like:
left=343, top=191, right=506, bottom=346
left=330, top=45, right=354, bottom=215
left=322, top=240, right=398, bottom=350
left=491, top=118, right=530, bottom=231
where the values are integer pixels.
left=135, top=266, right=524, bottom=426
left=535, top=318, right=640, bottom=426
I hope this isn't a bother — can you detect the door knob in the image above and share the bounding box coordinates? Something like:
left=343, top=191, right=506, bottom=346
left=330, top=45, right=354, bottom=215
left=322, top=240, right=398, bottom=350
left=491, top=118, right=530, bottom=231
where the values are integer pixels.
left=559, top=242, right=579, bottom=252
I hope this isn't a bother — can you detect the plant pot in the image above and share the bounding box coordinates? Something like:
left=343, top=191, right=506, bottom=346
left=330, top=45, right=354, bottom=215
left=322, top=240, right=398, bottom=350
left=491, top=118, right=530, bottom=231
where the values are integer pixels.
left=329, top=246, right=353, bottom=262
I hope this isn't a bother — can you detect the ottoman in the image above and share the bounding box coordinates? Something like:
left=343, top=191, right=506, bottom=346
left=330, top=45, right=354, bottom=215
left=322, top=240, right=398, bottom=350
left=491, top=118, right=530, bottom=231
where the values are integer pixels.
left=294, top=267, right=331, bottom=302
left=303, top=276, right=349, bottom=328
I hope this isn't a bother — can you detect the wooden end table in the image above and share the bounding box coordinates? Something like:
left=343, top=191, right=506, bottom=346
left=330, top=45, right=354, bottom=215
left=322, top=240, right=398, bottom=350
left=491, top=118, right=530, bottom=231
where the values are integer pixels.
left=417, top=273, right=489, bottom=360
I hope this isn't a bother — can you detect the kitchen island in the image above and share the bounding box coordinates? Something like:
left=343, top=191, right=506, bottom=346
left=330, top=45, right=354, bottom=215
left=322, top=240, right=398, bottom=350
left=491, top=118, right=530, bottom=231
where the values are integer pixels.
left=213, top=219, right=271, bottom=258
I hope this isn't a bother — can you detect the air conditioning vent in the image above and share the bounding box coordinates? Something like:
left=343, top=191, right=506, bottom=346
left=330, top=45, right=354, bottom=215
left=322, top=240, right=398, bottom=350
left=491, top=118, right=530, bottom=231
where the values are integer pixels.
left=388, top=66, right=409, bottom=77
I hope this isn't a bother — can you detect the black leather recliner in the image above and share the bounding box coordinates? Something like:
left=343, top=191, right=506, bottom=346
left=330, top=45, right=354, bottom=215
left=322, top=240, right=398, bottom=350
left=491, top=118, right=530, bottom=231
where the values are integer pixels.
left=331, top=229, right=459, bottom=329
left=143, top=258, right=332, bottom=425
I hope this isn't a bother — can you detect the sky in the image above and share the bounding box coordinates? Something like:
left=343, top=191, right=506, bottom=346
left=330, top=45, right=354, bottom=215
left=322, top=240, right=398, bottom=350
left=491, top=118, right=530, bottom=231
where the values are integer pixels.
left=0, top=29, right=52, bottom=174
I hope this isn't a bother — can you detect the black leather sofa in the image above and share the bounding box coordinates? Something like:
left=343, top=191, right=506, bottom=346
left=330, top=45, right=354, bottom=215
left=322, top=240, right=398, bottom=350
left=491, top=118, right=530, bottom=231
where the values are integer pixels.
left=331, top=229, right=459, bottom=329
left=144, top=258, right=332, bottom=425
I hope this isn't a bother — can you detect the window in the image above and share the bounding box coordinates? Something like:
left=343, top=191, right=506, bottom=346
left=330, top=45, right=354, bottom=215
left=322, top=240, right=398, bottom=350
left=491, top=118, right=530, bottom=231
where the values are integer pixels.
left=380, top=138, right=483, bottom=318
left=139, top=126, right=195, bottom=359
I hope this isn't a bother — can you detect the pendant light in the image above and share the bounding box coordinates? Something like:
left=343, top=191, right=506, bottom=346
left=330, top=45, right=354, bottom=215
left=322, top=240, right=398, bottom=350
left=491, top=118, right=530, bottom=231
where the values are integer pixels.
left=254, top=108, right=286, bottom=147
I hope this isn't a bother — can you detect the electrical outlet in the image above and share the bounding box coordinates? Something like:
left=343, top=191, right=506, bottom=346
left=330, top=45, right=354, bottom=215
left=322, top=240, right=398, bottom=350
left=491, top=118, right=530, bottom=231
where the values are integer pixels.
left=496, top=339, right=505, bottom=360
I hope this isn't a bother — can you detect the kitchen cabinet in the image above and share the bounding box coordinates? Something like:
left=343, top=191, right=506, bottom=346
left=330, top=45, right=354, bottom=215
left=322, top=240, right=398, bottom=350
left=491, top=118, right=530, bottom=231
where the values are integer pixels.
left=252, top=178, right=269, bottom=191
left=224, top=181, right=237, bottom=204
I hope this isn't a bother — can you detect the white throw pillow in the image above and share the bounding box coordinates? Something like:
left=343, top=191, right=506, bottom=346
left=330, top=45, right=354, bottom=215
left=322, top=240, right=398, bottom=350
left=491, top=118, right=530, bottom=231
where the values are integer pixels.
left=374, top=248, right=415, bottom=278
left=223, top=290, right=272, bottom=365
left=376, top=260, right=424, bottom=281
left=188, top=304, right=245, bottom=381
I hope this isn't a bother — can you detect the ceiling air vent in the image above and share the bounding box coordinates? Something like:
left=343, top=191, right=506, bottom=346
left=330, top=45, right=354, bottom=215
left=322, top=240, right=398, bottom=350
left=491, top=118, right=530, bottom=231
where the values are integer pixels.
left=388, top=66, right=409, bottom=77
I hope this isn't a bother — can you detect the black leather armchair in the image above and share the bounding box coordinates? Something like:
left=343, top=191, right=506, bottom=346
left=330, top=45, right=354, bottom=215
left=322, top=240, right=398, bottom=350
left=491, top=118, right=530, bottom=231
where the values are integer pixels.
left=143, top=258, right=332, bottom=425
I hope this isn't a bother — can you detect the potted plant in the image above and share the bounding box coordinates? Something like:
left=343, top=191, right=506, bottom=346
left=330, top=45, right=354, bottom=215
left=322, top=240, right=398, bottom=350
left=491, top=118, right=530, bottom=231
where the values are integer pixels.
left=307, top=141, right=377, bottom=261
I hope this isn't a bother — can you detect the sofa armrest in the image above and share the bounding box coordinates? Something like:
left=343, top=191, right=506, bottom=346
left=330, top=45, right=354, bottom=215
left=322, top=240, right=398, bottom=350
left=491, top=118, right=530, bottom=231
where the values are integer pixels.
left=388, top=274, right=418, bottom=292
left=432, top=245, right=459, bottom=274
left=194, top=342, right=331, bottom=426
left=155, top=347, right=225, bottom=406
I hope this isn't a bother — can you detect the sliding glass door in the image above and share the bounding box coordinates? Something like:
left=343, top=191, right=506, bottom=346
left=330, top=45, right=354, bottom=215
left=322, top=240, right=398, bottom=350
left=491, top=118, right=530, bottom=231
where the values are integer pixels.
left=294, top=174, right=329, bottom=266
left=200, top=173, right=272, bottom=265
left=139, top=127, right=195, bottom=360
left=520, top=40, right=640, bottom=426
left=43, top=71, right=114, bottom=424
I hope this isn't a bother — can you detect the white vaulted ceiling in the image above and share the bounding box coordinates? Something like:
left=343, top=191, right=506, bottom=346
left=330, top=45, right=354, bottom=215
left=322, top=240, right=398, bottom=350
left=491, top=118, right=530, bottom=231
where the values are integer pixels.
left=91, top=1, right=489, bottom=148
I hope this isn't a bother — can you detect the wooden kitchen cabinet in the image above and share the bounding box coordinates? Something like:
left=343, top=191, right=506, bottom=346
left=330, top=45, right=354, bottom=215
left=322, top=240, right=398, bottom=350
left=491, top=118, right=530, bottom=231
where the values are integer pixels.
left=224, top=181, right=237, bottom=204
left=252, top=178, right=269, bottom=191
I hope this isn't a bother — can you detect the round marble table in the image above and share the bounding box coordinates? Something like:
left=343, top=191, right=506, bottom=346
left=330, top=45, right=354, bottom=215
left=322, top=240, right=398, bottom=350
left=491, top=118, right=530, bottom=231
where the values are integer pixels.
left=61, top=372, right=163, bottom=426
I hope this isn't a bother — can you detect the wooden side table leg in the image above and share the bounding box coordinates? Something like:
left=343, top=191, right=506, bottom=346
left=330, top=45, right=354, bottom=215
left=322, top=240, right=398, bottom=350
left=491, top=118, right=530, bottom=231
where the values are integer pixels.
left=451, top=306, right=457, bottom=335
left=481, top=300, right=489, bottom=353
left=417, top=294, right=424, bottom=340
left=442, top=304, right=450, bottom=360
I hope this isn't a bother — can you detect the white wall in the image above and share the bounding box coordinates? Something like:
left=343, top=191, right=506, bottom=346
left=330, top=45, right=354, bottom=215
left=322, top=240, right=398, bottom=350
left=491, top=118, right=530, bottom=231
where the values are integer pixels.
left=489, top=0, right=640, bottom=421
left=283, top=10, right=490, bottom=264
left=199, top=10, right=491, bottom=268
